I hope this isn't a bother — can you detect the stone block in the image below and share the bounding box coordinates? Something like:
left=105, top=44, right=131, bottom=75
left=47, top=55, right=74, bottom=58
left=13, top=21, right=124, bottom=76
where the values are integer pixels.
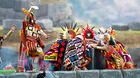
left=53, top=71, right=77, bottom=78
left=34, top=4, right=48, bottom=18
left=37, top=16, right=48, bottom=20
left=122, top=69, right=140, bottom=78
left=77, top=70, right=99, bottom=78
left=54, top=19, right=73, bottom=27
left=0, top=16, right=4, bottom=25
left=14, top=12, right=24, bottom=19
left=48, top=3, right=73, bottom=19
left=14, top=0, right=30, bottom=12
left=3, top=19, right=22, bottom=30
left=0, top=74, right=5, bottom=78
left=0, top=0, right=2, bottom=6
left=46, top=71, right=55, bottom=78
left=100, top=70, right=123, bottom=78
left=28, top=71, right=56, bottom=78
left=31, top=0, right=41, bottom=5
left=47, top=3, right=74, bottom=27
left=26, top=72, right=38, bottom=78
left=13, top=0, right=22, bottom=12
left=36, top=19, right=53, bottom=30
left=5, top=9, right=15, bottom=19
left=6, top=73, right=29, bottom=78
left=20, top=0, right=30, bottom=11
left=0, top=8, right=7, bottom=16
left=1, top=0, right=15, bottom=8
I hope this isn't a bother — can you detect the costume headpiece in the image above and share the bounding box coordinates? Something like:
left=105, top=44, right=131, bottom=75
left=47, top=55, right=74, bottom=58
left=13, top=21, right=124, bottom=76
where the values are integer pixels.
left=82, top=24, right=95, bottom=39
left=61, top=23, right=79, bottom=39
left=22, top=3, right=39, bottom=18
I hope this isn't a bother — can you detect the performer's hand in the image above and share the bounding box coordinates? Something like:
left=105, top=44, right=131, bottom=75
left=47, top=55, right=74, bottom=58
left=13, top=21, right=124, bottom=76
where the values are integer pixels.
left=88, top=44, right=97, bottom=48
left=45, top=34, right=49, bottom=39
left=10, top=24, right=16, bottom=32
left=91, top=45, right=97, bottom=48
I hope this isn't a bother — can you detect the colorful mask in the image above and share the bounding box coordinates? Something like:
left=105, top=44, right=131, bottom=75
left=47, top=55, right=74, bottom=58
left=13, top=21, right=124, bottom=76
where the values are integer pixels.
left=82, top=24, right=95, bottom=39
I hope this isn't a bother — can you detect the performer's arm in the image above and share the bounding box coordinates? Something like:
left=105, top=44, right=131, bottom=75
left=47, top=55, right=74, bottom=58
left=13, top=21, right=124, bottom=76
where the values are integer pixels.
left=36, top=24, right=49, bottom=39
left=88, top=44, right=107, bottom=50
left=40, top=30, right=49, bottom=39
left=96, top=46, right=107, bottom=50
left=3, top=25, right=15, bottom=40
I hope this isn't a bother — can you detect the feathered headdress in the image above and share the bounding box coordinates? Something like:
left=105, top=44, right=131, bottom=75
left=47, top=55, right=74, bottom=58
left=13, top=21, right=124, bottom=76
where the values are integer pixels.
left=82, top=24, right=95, bottom=39
left=22, top=2, right=39, bottom=17
left=61, top=23, right=79, bottom=39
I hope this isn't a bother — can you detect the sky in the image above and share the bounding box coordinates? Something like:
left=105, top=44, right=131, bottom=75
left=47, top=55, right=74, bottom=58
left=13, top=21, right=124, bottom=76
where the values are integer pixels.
left=67, top=0, right=140, bottom=27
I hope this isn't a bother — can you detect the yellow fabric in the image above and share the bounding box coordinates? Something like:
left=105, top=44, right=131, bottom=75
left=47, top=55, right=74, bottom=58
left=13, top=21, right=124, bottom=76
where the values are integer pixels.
left=44, top=53, right=58, bottom=61
left=28, top=51, right=44, bottom=57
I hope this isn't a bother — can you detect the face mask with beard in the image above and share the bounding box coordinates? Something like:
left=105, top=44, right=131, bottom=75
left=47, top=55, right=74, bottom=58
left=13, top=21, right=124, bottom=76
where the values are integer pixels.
left=103, top=33, right=110, bottom=43
left=85, top=31, right=93, bottom=39
left=82, top=29, right=95, bottom=39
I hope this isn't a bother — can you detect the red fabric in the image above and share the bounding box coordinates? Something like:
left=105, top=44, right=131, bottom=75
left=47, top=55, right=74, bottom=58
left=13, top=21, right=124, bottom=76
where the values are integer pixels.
left=26, top=36, right=38, bottom=52
left=35, top=24, right=41, bottom=30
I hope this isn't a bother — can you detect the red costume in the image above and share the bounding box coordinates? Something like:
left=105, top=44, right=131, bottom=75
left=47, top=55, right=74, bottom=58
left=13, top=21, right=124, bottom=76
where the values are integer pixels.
left=18, top=7, right=48, bottom=72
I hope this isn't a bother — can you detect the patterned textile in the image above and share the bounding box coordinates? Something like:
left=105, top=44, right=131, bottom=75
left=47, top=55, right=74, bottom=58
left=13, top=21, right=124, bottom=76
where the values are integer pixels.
left=44, top=39, right=67, bottom=71
left=102, top=45, right=124, bottom=69
left=63, top=38, right=91, bottom=70
left=116, top=41, right=135, bottom=69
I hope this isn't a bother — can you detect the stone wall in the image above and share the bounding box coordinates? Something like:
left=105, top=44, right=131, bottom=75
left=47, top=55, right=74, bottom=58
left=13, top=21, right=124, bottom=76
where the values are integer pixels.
left=3, top=19, right=53, bottom=30
left=34, top=3, right=74, bottom=27
left=47, top=3, right=74, bottom=27
left=0, top=69, right=140, bottom=78
left=0, top=0, right=74, bottom=27
left=3, top=19, right=22, bottom=30
left=0, top=0, right=31, bottom=25
left=36, top=19, right=53, bottom=30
